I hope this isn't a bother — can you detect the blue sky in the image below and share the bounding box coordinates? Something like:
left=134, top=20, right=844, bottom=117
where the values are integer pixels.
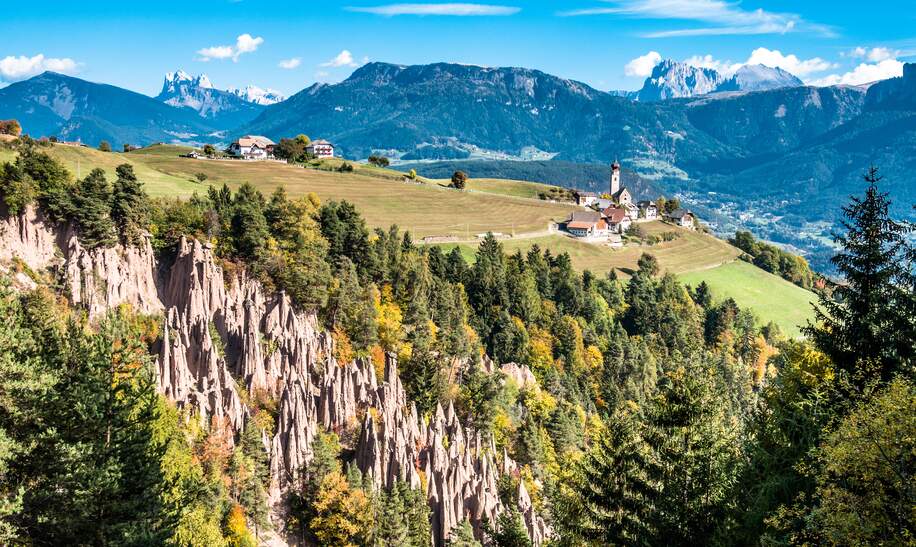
left=1, top=1, right=914, bottom=96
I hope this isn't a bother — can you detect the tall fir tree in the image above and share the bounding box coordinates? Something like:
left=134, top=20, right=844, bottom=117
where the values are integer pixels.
left=110, top=163, right=150, bottom=246
left=805, top=167, right=915, bottom=391
left=72, top=168, right=116, bottom=249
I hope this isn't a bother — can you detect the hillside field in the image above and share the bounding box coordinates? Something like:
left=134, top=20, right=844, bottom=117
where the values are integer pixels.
left=436, top=221, right=740, bottom=276
left=678, top=260, right=817, bottom=338
left=0, top=144, right=579, bottom=239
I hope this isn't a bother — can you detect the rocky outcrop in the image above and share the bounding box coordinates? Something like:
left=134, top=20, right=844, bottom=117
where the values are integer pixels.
left=0, top=212, right=550, bottom=546
left=65, top=232, right=162, bottom=317
left=0, top=204, right=63, bottom=271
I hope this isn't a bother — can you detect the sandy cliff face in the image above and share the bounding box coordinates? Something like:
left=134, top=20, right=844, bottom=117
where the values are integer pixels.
left=0, top=206, right=549, bottom=546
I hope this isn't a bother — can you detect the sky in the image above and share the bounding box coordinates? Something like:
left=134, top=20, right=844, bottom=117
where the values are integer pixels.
left=1, top=1, right=914, bottom=97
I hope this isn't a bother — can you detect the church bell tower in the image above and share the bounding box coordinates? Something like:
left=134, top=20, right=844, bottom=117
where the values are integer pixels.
left=610, top=159, right=621, bottom=195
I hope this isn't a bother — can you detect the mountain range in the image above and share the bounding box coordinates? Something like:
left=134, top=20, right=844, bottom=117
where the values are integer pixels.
left=154, top=70, right=281, bottom=130
left=0, top=60, right=913, bottom=272
left=632, top=60, right=804, bottom=102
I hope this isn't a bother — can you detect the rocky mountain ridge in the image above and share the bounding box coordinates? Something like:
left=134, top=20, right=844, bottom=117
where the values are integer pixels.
left=156, top=70, right=275, bottom=128
left=634, top=60, right=804, bottom=102
left=0, top=204, right=548, bottom=546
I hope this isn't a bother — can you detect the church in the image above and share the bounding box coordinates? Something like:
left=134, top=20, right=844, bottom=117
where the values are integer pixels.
left=609, top=160, right=632, bottom=207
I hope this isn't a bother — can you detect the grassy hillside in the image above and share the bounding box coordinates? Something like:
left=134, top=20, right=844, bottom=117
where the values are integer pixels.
left=2, top=143, right=579, bottom=238
left=426, top=177, right=562, bottom=200
left=437, top=221, right=740, bottom=276
left=679, top=260, right=817, bottom=338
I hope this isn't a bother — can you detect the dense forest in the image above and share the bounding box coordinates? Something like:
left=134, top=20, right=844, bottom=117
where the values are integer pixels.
left=0, top=143, right=914, bottom=545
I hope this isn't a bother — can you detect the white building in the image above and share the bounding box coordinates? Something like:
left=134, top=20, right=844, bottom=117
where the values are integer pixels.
left=227, top=135, right=275, bottom=159
left=638, top=200, right=659, bottom=221
left=307, top=139, right=335, bottom=158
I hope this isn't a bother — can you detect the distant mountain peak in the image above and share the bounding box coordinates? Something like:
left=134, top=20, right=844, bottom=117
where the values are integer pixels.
left=718, top=64, right=803, bottom=93
left=155, top=70, right=273, bottom=122
left=227, top=85, right=284, bottom=106
left=634, top=60, right=805, bottom=101
left=635, top=59, right=725, bottom=102
left=160, top=70, right=213, bottom=96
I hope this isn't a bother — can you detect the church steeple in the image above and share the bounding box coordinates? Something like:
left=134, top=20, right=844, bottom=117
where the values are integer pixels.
left=610, top=158, right=621, bottom=195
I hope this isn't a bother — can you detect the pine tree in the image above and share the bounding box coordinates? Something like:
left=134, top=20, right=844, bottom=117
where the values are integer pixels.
left=571, top=410, right=655, bottom=546
left=805, top=167, right=915, bottom=391
left=231, top=182, right=269, bottom=262
left=402, top=345, right=444, bottom=417
left=72, top=168, right=116, bottom=249
left=484, top=507, right=531, bottom=547
left=448, top=519, right=482, bottom=546
left=642, top=365, right=740, bottom=546
left=110, top=163, right=150, bottom=245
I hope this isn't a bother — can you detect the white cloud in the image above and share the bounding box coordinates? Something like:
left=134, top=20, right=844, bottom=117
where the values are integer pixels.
left=847, top=46, right=899, bottom=63
left=278, top=58, right=301, bottom=69
left=346, top=3, right=520, bottom=16
left=196, top=46, right=234, bottom=61
left=560, top=0, right=833, bottom=37
left=320, top=50, right=359, bottom=68
left=625, top=51, right=662, bottom=77
left=744, top=47, right=834, bottom=77
left=680, top=47, right=833, bottom=78
left=0, top=54, right=80, bottom=82
left=196, top=34, right=264, bottom=62
left=315, top=70, right=331, bottom=78
left=234, top=34, right=263, bottom=59
left=810, top=59, right=904, bottom=87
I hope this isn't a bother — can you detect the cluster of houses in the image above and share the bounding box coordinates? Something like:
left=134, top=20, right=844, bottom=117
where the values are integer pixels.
left=562, top=160, right=695, bottom=242
left=225, top=135, right=336, bottom=160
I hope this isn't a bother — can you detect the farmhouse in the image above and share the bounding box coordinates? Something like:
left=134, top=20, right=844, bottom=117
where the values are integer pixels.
left=574, top=190, right=599, bottom=207
left=666, top=208, right=696, bottom=229
left=306, top=139, right=335, bottom=158
left=602, top=206, right=632, bottom=234
left=228, top=135, right=275, bottom=159
left=564, top=210, right=608, bottom=238
left=638, top=200, right=659, bottom=220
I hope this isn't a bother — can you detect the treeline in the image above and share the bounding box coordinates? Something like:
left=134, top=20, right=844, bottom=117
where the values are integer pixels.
left=0, top=145, right=149, bottom=249
left=730, top=230, right=823, bottom=291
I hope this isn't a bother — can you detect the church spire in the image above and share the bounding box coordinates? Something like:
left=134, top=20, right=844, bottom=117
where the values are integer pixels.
left=610, top=158, right=621, bottom=195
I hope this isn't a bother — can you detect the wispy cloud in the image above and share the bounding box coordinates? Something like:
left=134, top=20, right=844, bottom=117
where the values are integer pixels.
left=0, top=54, right=81, bottom=83
left=197, top=33, right=264, bottom=62
left=278, top=58, right=302, bottom=69
left=346, top=3, right=520, bottom=16
left=560, top=0, right=833, bottom=38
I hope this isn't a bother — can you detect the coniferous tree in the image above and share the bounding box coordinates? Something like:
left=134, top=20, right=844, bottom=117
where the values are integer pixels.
left=642, top=365, right=740, bottom=546
left=484, top=506, right=531, bottom=547
left=110, top=163, right=150, bottom=245
left=231, top=182, right=269, bottom=262
left=806, top=167, right=915, bottom=391
left=72, top=168, right=116, bottom=249
left=448, top=519, right=482, bottom=546
left=569, top=410, right=655, bottom=546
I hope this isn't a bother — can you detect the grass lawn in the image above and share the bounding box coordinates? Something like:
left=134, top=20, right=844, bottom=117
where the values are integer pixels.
left=678, top=260, right=817, bottom=338
left=436, top=221, right=740, bottom=276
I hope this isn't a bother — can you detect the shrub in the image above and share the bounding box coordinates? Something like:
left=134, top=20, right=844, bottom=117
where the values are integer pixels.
left=450, top=170, right=468, bottom=190
left=0, top=119, right=22, bottom=136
